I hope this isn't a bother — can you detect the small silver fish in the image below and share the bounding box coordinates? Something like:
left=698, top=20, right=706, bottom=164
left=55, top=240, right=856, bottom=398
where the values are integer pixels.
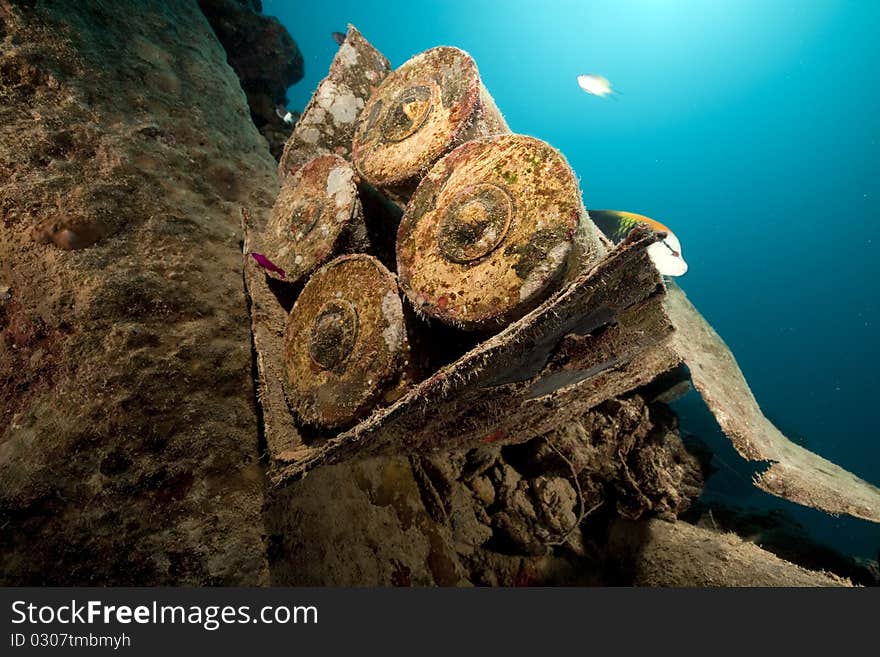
left=275, top=107, right=296, bottom=125
left=577, top=74, right=618, bottom=99
left=332, top=31, right=346, bottom=46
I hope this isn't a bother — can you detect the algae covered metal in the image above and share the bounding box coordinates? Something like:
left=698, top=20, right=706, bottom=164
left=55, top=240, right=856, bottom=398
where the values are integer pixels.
left=352, top=46, right=509, bottom=204
left=397, top=134, right=606, bottom=330
left=261, top=154, right=367, bottom=285
left=284, top=254, right=410, bottom=429
left=267, top=226, right=677, bottom=484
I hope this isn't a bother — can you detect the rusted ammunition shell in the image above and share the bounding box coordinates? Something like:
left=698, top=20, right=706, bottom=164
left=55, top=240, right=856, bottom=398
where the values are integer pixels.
left=396, top=134, right=606, bottom=330
left=284, top=255, right=410, bottom=429
left=352, top=46, right=509, bottom=204
left=279, top=25, right=391, bottom=182
left=263, top=154, right=367, bottom=286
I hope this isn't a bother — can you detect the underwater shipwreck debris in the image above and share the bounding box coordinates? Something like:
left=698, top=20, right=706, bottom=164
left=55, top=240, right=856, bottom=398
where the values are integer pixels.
left=352, top=46, right=509, bottom=204
left=663, top=283, right=880, bottom=523
left=259, top=154, right=368, bottom=286
left=242, top=207, right=305, bottom=458
left=284, top=254, right=410, bottom=429
left=279, top=25, right=391, bottom=182
left=10, top=0, right=874, bottom=589
left=397, top=134, right=606, bottom=331
left=265, top=226, right=677, bottom=484
left=249, top=26, right=880, bottom=539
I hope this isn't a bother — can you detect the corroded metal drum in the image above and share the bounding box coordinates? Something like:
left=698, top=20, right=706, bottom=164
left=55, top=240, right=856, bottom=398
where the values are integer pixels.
left=278, top=25, right=391, bottom=182
left=264, top=154, right=367, bottom=285
left=352, top=47, right=508, bottom=202
left=284, top=254, right=409, bottom=428
left=396, top=134, right=605, bottom=330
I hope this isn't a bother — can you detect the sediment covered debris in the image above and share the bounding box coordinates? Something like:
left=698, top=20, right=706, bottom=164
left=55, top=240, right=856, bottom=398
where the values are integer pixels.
left=265, top=391, right=855, bottom=586
left=279, top=25, right=391, bottom=181
left=266, top=393, right=699, bottom=585
left=664, top=283, right=880, bottom=523
left=606, top=518, right=851, bottom=587
left=266, top=226, right=680, bottom=482
left=257, top=25, right=879, bottom=586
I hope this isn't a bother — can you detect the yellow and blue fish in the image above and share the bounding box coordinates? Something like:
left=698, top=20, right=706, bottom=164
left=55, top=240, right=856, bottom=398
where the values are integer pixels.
left=589, top=210, right=688, bottom=277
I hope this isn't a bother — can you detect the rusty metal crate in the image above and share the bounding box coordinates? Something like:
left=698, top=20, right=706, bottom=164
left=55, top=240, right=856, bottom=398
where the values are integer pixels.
left=241, top=217, right=680, bottom=487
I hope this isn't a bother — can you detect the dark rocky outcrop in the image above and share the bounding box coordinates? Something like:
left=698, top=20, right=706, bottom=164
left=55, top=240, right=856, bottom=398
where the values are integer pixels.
left=265, top=395, right=708, bottom=586
left=198, top=0, right=304, bottom=158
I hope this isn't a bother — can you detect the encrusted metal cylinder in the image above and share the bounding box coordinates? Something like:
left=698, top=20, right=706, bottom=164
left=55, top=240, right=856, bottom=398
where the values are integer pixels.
left=263, top=154, right=367, bottom=286
left=279, top=25, right=391, bottom=182
left=352, top=46, right=509, bottom=204
left=396, top=134, right=606, bottom=331
left=284, top=255, right=410, bottom=429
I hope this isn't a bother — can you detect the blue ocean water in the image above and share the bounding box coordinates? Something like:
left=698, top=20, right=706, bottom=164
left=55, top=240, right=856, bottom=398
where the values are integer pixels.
left=268, top=0, right=880, bottom=559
